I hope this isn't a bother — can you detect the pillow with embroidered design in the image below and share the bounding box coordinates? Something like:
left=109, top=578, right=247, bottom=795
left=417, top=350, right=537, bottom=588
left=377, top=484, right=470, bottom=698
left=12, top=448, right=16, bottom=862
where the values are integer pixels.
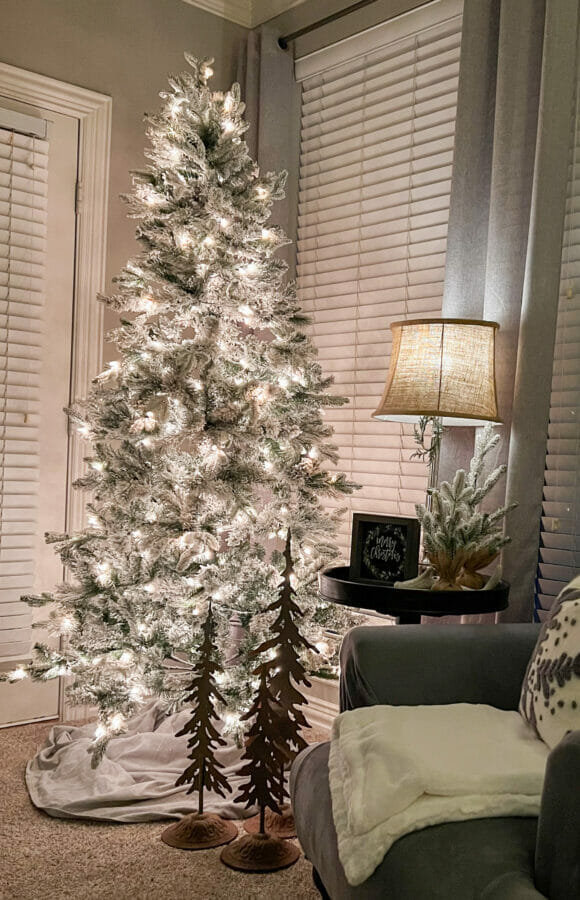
left=519, top=575, right=580, bottom=749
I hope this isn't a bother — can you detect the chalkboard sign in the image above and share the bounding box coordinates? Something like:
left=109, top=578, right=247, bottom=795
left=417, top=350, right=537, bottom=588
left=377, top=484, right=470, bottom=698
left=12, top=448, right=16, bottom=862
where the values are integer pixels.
left=349, top=514, right=420, bottom=585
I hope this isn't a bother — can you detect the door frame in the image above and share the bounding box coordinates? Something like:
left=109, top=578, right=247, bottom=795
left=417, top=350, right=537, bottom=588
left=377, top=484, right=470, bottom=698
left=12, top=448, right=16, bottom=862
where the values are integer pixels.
left=0, top=62, right=111, bottom=721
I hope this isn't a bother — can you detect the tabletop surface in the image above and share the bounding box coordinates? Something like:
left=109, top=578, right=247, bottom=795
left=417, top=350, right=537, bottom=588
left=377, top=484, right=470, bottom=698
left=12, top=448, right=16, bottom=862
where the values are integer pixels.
left=319, top=566, right=510, bottom=618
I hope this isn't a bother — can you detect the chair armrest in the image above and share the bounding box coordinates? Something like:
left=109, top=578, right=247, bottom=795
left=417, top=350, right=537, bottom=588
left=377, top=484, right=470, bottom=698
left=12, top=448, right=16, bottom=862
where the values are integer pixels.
left=535, top=729, right=580, bottom=900
left=339, top=623, right=540, bottom=712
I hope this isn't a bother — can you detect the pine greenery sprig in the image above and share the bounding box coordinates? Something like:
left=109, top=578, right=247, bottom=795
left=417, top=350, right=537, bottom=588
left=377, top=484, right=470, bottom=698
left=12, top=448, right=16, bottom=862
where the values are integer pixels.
left=404, top=424, right=516, bottom=591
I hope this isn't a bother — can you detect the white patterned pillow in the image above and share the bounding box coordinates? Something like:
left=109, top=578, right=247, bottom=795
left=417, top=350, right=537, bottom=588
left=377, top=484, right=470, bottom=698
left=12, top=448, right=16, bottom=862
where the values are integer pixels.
left=519, top=575, right=580, bottom=749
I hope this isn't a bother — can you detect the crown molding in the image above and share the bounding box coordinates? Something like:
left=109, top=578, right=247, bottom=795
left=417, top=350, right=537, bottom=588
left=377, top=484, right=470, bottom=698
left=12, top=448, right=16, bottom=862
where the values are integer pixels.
left=180, top=0, right=252, bottom=27
left=180, top=0, right=309, bottom=28
left=252, top=0, right=309, bottom=26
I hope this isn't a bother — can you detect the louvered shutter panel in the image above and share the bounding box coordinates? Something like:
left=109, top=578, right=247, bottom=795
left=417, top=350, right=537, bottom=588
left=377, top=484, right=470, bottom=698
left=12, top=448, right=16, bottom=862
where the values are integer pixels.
left=296, top=4, right=462, bottom=554
left=536, top=66, right=580, bottom=616
left=0, top=124, right=48, bottom=660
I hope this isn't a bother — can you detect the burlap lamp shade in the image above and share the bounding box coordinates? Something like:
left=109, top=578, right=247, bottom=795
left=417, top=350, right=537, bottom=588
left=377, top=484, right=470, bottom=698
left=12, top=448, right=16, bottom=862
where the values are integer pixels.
left=372, top=318, right=501, bottom=425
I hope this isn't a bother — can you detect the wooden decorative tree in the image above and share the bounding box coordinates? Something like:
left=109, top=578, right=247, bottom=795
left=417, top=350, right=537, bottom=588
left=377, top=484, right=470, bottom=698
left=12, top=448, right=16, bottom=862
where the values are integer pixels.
left=161, top=602, right=237, bottom=850
left=221, top=530, right=313, bottom=870
left=244, top=529, right=315, bottom=838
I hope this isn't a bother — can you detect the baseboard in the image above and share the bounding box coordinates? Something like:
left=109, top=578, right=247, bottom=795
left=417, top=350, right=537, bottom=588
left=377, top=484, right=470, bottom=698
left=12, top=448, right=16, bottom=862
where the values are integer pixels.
left=63, top=677, right=340, bottom=731
left=303, top=675, right=339, bottom=731
left=64, top=703, right=97, bottom=724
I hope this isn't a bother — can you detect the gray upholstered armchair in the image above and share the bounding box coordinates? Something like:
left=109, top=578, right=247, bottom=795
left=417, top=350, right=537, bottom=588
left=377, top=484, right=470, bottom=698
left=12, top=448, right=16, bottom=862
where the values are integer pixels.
left=291, top=624, right=580, bottom=899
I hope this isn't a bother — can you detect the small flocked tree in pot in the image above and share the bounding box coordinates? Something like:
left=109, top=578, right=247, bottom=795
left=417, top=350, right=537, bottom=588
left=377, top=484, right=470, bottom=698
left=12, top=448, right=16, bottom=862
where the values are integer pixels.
left=397, top=424, right=516, bottom=591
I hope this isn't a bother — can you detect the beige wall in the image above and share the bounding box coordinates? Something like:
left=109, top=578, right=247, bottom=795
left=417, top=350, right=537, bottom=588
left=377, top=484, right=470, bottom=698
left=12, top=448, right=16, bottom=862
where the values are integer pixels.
left=0, top=0, right=247, bottom=350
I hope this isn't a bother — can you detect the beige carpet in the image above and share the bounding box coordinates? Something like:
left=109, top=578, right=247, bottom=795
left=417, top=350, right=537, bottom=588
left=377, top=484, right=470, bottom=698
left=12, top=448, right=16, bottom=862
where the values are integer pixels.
left=0, top=720, right=327, bottom=900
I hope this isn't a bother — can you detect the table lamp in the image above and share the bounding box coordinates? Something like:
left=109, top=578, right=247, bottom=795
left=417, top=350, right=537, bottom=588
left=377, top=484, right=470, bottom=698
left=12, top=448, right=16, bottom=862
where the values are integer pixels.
left=372, top=318, right=501, bottom=501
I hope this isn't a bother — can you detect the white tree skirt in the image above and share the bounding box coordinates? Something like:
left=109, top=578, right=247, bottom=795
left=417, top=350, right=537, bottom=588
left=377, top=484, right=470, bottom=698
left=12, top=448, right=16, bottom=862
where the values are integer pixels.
left=26, top=702, right=255, bottom=822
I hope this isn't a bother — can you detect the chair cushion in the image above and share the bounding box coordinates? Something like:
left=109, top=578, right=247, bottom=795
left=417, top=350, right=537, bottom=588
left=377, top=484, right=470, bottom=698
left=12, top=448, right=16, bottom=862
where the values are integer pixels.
left=291, top=742, right=543, bottom=900
left=519, top=575, right=580, bottom=748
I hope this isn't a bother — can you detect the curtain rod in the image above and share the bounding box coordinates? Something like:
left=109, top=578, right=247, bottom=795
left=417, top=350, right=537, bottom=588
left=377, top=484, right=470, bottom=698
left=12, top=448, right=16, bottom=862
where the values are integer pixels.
left=278, top=0, right=381, bottom=50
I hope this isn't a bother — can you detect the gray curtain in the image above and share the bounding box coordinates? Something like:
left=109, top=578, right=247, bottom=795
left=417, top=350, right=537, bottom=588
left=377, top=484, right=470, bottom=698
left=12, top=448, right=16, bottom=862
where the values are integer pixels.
left=438, top=0, right=578, bottom=622
left=237, top=24, right=300, bottom=274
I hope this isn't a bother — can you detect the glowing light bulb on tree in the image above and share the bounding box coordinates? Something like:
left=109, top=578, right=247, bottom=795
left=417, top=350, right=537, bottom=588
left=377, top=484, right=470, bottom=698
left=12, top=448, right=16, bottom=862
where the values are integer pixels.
left=165, top=145, right=182, bottom=165
left=9, top=667, right=27, bottom=681
left=139, top=294, right=159, bottom=314
left=168, top=96, right=185, bottom=117
left=96, top=562, right=112, bottom=585
left=60, top=616, right=75, bottom=635
left=175, top=229, right=192, bottom=249
left=141, top=186, right=161, bottom=206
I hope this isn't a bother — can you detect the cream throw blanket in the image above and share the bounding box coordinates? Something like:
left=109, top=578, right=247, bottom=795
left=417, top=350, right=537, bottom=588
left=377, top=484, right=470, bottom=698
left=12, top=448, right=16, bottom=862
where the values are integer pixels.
left=328, top=704, right=549, bottom=887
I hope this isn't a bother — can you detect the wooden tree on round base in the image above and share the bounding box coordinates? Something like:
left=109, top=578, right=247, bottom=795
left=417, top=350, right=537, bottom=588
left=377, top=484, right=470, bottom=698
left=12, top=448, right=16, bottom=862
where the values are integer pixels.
left=162, top=602, right=237, bottom=850
left=222, top=530, right=315, bottom=867
left=220, top=668, right=299, bottom=871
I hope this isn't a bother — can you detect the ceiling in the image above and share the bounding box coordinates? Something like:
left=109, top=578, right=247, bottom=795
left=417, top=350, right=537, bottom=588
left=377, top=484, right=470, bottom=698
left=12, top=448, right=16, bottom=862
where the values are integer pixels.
left=181, top=0, right=309, bottom=28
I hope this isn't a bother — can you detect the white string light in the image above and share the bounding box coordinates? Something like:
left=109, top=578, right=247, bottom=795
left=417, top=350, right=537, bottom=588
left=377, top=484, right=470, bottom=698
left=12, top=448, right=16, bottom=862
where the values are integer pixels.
left=9, top=666, right=27, bottom=681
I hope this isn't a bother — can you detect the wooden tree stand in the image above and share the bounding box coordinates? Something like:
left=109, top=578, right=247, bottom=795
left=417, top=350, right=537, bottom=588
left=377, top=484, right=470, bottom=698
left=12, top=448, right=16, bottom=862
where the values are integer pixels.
left=220, top=831, right=300, bottom=872
left=161, top=812, right=238, bottom=850
left=243, top=803, right=296, bottom=839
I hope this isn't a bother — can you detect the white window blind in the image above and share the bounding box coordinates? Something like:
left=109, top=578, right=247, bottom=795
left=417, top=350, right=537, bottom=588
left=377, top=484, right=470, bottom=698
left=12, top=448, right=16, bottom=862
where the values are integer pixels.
left=0, top=121, right=48, bottom=661
left=296, top=1, right=462, bottom=553
left=536, top=59, right=580, bottom=617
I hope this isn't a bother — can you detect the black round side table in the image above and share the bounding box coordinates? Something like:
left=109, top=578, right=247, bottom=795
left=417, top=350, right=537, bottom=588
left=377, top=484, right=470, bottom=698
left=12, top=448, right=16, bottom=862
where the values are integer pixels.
left=319, top=566, right=509, bottom=624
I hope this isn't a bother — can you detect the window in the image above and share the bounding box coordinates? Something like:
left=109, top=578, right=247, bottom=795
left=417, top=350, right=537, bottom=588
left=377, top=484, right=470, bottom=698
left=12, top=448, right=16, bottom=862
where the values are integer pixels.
left=295, top=0, right=463, bottom=553
left=536, top=56, right=580, bottom=617
left=0, top=113, right=48, bottom=662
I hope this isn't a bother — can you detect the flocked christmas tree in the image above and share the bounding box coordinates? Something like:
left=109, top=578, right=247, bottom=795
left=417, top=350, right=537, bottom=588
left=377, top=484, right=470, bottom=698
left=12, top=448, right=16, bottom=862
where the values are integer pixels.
left=6, top=55, right=358, bottom=748
left=161, top=601, right=238, bottom=850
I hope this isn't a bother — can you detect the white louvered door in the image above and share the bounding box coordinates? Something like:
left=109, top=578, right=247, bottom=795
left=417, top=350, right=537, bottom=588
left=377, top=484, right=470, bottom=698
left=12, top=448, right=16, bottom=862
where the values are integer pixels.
left=295, top=0, right=462, bottom=555
left=536, top=53, right=580, bottom=617
left=0, top=99, right=77, bottom=726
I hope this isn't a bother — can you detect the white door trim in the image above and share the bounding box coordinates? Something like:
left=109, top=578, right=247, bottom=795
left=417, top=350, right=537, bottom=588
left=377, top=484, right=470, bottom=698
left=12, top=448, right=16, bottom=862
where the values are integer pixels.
left=0, top=63, right=111, bottom=722
left=0, top=63, right=110, bottom=534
